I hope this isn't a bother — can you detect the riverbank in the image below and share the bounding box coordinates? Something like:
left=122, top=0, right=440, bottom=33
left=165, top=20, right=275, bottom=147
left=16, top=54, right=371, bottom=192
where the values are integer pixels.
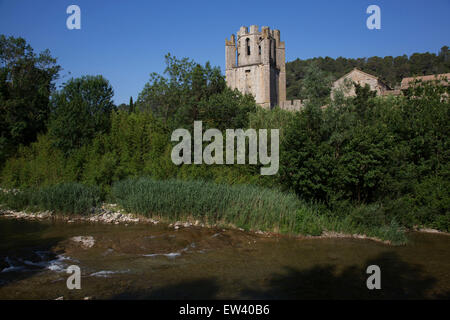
left=3, top=204, right=449, bottom=246
left=0, top=179, right=414, bottom=245
left=1, top=204, right=437, bottom=246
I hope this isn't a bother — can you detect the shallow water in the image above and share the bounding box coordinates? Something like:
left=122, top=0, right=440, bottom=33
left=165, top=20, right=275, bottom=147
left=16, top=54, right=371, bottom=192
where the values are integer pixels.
left=0, top=217, right=449, bottom=299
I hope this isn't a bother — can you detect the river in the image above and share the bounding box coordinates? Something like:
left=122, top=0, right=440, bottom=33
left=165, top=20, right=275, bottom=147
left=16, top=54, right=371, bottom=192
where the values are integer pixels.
left=0, top=217, right=449, bottom=299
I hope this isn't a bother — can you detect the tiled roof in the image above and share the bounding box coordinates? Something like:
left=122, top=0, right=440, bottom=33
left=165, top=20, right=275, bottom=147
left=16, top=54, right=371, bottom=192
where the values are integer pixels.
left=401, top=73, right=450, bottom=90
left=337, top=68, right=378, bottom=81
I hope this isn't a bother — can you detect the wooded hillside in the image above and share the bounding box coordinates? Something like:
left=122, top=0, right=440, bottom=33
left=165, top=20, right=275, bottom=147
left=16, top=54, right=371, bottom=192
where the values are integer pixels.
left=286, top=46, right=450, bottom=100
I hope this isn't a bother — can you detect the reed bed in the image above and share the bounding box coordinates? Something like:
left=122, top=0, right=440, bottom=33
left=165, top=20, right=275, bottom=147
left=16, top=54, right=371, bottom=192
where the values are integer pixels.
left=0, top=182, right=100, bottom=215
left=111, top=177, right=310, bottom=234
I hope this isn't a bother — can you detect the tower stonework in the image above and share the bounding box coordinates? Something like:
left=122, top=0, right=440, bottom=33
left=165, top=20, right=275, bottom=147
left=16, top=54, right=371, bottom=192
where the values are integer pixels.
left=225, top=25, right=286, bottom=109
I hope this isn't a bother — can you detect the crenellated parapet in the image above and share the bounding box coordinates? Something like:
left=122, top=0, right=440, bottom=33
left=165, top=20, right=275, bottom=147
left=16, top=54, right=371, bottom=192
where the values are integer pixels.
left=225, top=34, right=235, bottom=46
left=280, top=99, right=304, bottom=111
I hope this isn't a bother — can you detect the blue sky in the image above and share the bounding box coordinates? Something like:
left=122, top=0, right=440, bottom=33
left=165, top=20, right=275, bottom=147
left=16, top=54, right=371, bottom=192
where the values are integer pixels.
left=0, top=0, right=449, bottom=104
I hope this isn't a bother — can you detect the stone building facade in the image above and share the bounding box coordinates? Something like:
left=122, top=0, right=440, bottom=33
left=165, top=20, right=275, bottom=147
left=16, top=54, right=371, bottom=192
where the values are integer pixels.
left=331, top=68, right=390, bottom=99
left=225, top=25, right=287, bottom=109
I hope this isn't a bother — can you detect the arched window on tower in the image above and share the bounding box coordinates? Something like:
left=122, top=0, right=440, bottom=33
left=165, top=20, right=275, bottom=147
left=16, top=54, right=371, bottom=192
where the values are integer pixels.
left=246, top=38, right=251, bottom=56
left=259, top=37, right=262, bottom=55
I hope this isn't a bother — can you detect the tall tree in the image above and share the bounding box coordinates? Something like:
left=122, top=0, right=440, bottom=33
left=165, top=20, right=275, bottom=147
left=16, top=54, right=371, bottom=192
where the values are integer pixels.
left=137, top=53, right=233, bottom=129
left=0, top=35, right=60, bottom=163
left=301, top=63, right=333, bottom=106
left=49, top=75, right=115, bottom=154
left=129, top=96, right=134, bottom=113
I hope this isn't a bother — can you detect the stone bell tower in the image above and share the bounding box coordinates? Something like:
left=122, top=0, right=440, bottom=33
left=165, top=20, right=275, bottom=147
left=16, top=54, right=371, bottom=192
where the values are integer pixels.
left=225, top=25, right=286, bottom=109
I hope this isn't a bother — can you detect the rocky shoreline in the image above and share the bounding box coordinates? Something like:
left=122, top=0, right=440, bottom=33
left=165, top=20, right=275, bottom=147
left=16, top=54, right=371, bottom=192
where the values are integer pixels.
left=0, top=204, right=154, bottom=225
left=0, top=204, right=251, bottom=233
left=0, top=204, right=264, bottom=235
left=1, top=204, right=448, bottom=245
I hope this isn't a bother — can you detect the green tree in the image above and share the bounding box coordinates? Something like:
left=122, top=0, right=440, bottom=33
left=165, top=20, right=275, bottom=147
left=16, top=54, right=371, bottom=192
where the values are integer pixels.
left=137, top=53, right=255, bottom=130
left=0, top=35, right=60, bottom=163
left=198, top=88, right=256, bottom=130
left=137, top=54, right=198, bottom=125
left=300, top=63, right=333, bottom=106
left=129, top=96, right=135, bottom=113
left=48, top=75, right=115, bottom=154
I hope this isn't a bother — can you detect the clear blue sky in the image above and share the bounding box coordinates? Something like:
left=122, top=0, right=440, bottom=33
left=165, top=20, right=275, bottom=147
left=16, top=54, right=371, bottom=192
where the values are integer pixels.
left=0, top=0, right=449, bottom=104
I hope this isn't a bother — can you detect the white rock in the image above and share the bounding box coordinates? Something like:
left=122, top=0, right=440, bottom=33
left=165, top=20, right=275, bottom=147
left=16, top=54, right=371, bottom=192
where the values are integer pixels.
left=71, top=236, right=95, bottom=248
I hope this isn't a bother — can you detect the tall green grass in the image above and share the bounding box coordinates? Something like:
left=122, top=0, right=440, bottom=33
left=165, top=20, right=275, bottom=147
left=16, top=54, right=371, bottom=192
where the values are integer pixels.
left=0, top=178, right=407, bottom=244
left=0, top=182, right=101, bottom=215
left=319, top=214, right=407, bottom=245
left=110, top=178, right=407, bottom=243
left=111, top=177, right=310, bottom=234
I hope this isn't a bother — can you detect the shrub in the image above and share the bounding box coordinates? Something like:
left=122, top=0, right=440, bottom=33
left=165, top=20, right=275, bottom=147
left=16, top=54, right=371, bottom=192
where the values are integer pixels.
left=294, top=204, right=324, bottom=236
left=348, top=203, right=386, bottom=228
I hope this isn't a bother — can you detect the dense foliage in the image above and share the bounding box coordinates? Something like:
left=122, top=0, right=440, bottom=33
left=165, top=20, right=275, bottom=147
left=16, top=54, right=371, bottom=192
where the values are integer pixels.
left=49, top=75, right=115, bottom=154
left=0, top=35, right=60, bottom=163
left=137, top=54, right=256, bottom=131
left=280, top=82, right=450, bottom=231
left=0, top=52, right=261, bottom=190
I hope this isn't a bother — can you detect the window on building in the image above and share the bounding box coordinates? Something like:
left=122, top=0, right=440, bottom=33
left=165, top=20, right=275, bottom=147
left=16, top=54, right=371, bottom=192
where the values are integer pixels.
left=259, top=37, right=262, bottom=55
left=246, top=38, right=250, bottom=55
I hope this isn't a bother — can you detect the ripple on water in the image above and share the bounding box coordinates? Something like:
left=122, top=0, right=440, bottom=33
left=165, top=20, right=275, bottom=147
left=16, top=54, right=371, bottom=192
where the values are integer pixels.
left=143, top=252, right=181, bottom=258
left=90, top=269, right=131, bottom=277
left=141, top=242, right=197, bottom=259
left=1, top=252, right=75, bottom=274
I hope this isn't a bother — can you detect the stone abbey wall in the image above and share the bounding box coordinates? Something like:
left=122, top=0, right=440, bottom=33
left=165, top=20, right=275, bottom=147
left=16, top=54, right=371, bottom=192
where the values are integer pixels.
left=331, top=68, right=390, bottom=99
left=279, top=99, right=304, bottom=111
